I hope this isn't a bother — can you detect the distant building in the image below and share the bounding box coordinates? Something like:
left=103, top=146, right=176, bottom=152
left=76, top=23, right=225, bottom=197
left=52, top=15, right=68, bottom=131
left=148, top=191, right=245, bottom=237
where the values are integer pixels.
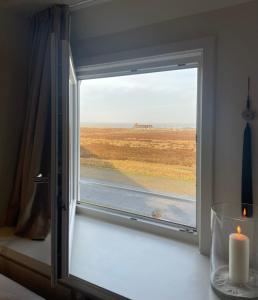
left=133, top=123, right=153, bottom=129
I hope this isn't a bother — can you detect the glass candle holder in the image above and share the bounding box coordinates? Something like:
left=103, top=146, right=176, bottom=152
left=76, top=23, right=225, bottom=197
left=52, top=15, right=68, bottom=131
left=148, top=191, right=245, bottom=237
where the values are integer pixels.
left=211, top=203, right=258, bottom=299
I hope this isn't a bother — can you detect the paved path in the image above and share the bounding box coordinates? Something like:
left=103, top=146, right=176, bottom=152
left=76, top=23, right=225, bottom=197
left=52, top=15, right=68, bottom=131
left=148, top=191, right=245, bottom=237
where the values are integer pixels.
left=80, top=178, right=196, bottom=227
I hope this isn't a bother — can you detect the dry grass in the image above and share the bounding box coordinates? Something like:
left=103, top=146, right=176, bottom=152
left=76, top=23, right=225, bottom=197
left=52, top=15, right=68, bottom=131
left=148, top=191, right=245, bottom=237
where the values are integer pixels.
left=81, top=157, right=195, bottom=181
left=80, top=128, right=196, bottom=184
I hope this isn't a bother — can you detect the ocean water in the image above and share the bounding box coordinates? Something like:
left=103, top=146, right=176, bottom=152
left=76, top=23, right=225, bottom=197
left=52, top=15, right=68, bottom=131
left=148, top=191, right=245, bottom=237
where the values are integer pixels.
left=80, top=122, right=196, bottom=129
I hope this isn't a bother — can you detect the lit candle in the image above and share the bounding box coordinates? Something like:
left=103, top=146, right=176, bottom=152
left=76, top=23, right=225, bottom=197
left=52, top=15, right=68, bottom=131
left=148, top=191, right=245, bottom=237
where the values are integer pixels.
left=229, top=226, right=250, bottom=284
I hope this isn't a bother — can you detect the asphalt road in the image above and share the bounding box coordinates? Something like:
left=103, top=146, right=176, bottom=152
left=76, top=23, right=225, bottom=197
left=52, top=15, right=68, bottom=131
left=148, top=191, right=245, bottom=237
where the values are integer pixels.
left=80, top=178, right=196, bottom=228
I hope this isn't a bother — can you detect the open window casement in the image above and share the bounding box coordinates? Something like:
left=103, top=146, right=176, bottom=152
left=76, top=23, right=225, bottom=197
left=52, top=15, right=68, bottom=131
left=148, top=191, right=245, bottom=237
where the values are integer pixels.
left=50, top=34, right=78, bottom=284
left=68, top=51, right=79, bottom=269
left=49, top=36, right=124, bottom=299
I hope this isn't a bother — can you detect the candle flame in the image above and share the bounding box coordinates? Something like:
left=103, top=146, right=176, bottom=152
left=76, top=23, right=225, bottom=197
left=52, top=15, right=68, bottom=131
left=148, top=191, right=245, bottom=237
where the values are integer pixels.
left=243, top=208, right=247, bottom=217
left=237, top=226, right=241, bottom=234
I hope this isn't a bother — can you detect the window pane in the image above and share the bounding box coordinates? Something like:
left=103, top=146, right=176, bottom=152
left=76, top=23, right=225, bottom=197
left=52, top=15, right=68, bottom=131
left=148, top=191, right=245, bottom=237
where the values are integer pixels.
left=80, top=68, right=197, bottom=228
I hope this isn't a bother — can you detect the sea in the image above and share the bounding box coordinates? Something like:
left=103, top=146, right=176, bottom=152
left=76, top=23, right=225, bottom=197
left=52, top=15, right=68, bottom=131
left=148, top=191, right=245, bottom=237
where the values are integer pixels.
left=80, top=122, right=196, bottom=129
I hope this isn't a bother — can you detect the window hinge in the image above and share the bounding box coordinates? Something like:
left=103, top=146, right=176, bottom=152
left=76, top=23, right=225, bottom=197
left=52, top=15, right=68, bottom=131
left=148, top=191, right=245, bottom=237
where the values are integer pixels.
left=58, top=198, right=67, bottom=211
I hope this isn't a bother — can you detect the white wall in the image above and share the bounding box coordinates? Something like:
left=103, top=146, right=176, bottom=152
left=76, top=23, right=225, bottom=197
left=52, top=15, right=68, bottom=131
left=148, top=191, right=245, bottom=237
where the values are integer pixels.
left=71, top=0, right=258, bottom=206
left=71, top=0, right=253, bottom=40
left=0, top=10, right=29, bottom=224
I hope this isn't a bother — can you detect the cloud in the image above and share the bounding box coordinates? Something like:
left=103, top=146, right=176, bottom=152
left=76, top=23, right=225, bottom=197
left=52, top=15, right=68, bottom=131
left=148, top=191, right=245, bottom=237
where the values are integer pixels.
left=80, top=68, right=197, bottom=125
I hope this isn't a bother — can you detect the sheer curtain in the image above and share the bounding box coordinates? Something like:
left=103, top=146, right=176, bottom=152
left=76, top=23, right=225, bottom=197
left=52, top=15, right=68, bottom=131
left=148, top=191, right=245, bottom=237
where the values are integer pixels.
left=5, top=6, right=70, bottom=240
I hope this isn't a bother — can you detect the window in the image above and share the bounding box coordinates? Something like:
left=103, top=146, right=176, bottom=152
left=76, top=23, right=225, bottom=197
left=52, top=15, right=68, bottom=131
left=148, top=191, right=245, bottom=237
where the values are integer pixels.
left=79, top=68, right=198, bottom=228
left=51, top=38, right=214, bottom=296
left=71, top=42, right=215, bottom=255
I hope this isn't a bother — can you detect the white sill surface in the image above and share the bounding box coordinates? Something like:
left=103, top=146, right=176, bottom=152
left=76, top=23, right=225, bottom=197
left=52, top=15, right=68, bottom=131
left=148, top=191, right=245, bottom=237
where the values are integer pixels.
left=0, top=227, right=50, bottom=266
left=70, top=212, right=219, bottom=300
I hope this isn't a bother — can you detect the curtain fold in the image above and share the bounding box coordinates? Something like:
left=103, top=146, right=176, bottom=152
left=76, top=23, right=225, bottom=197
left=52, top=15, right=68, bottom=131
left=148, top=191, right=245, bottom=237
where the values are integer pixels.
left=5, top=5, right=70, bottom=240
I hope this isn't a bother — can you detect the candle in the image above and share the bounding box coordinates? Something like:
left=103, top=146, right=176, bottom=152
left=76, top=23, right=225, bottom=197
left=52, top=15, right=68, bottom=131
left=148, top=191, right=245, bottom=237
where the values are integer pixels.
left=229, top=226, right=250, bottom=284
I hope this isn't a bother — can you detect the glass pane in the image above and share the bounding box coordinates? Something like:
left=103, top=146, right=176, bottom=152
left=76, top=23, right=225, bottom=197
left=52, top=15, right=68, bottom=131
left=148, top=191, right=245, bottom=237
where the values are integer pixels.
left=80, top=68, right=197, bottom=228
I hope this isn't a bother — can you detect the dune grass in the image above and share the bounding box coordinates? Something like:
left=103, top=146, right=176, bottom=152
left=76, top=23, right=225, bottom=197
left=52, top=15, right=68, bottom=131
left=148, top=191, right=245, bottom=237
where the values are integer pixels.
left=80, top=127, right=196, bottom=196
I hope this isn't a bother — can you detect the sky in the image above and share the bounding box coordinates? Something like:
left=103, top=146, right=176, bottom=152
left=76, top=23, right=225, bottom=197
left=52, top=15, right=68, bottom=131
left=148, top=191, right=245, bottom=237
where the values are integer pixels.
left=80, top=68, right=197, bottom=126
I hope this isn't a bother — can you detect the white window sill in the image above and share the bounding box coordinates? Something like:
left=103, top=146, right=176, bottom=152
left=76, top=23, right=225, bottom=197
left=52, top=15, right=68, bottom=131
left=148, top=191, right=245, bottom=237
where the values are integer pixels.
left=0, top=227, right=50, bottom=277
left=70, top=209, right=219, bottom=300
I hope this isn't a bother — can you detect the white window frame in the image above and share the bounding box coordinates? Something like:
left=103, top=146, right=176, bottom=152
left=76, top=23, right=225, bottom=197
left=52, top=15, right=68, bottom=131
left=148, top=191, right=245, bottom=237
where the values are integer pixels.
left=68, top=55, right=79, bottom=267
left=75, top=37, right=215, bottom=255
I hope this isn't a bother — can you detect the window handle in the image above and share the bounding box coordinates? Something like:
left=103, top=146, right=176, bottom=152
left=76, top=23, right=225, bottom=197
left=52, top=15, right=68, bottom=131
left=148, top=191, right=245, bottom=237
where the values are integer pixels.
left=33, top=173, right=49, bottom=184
